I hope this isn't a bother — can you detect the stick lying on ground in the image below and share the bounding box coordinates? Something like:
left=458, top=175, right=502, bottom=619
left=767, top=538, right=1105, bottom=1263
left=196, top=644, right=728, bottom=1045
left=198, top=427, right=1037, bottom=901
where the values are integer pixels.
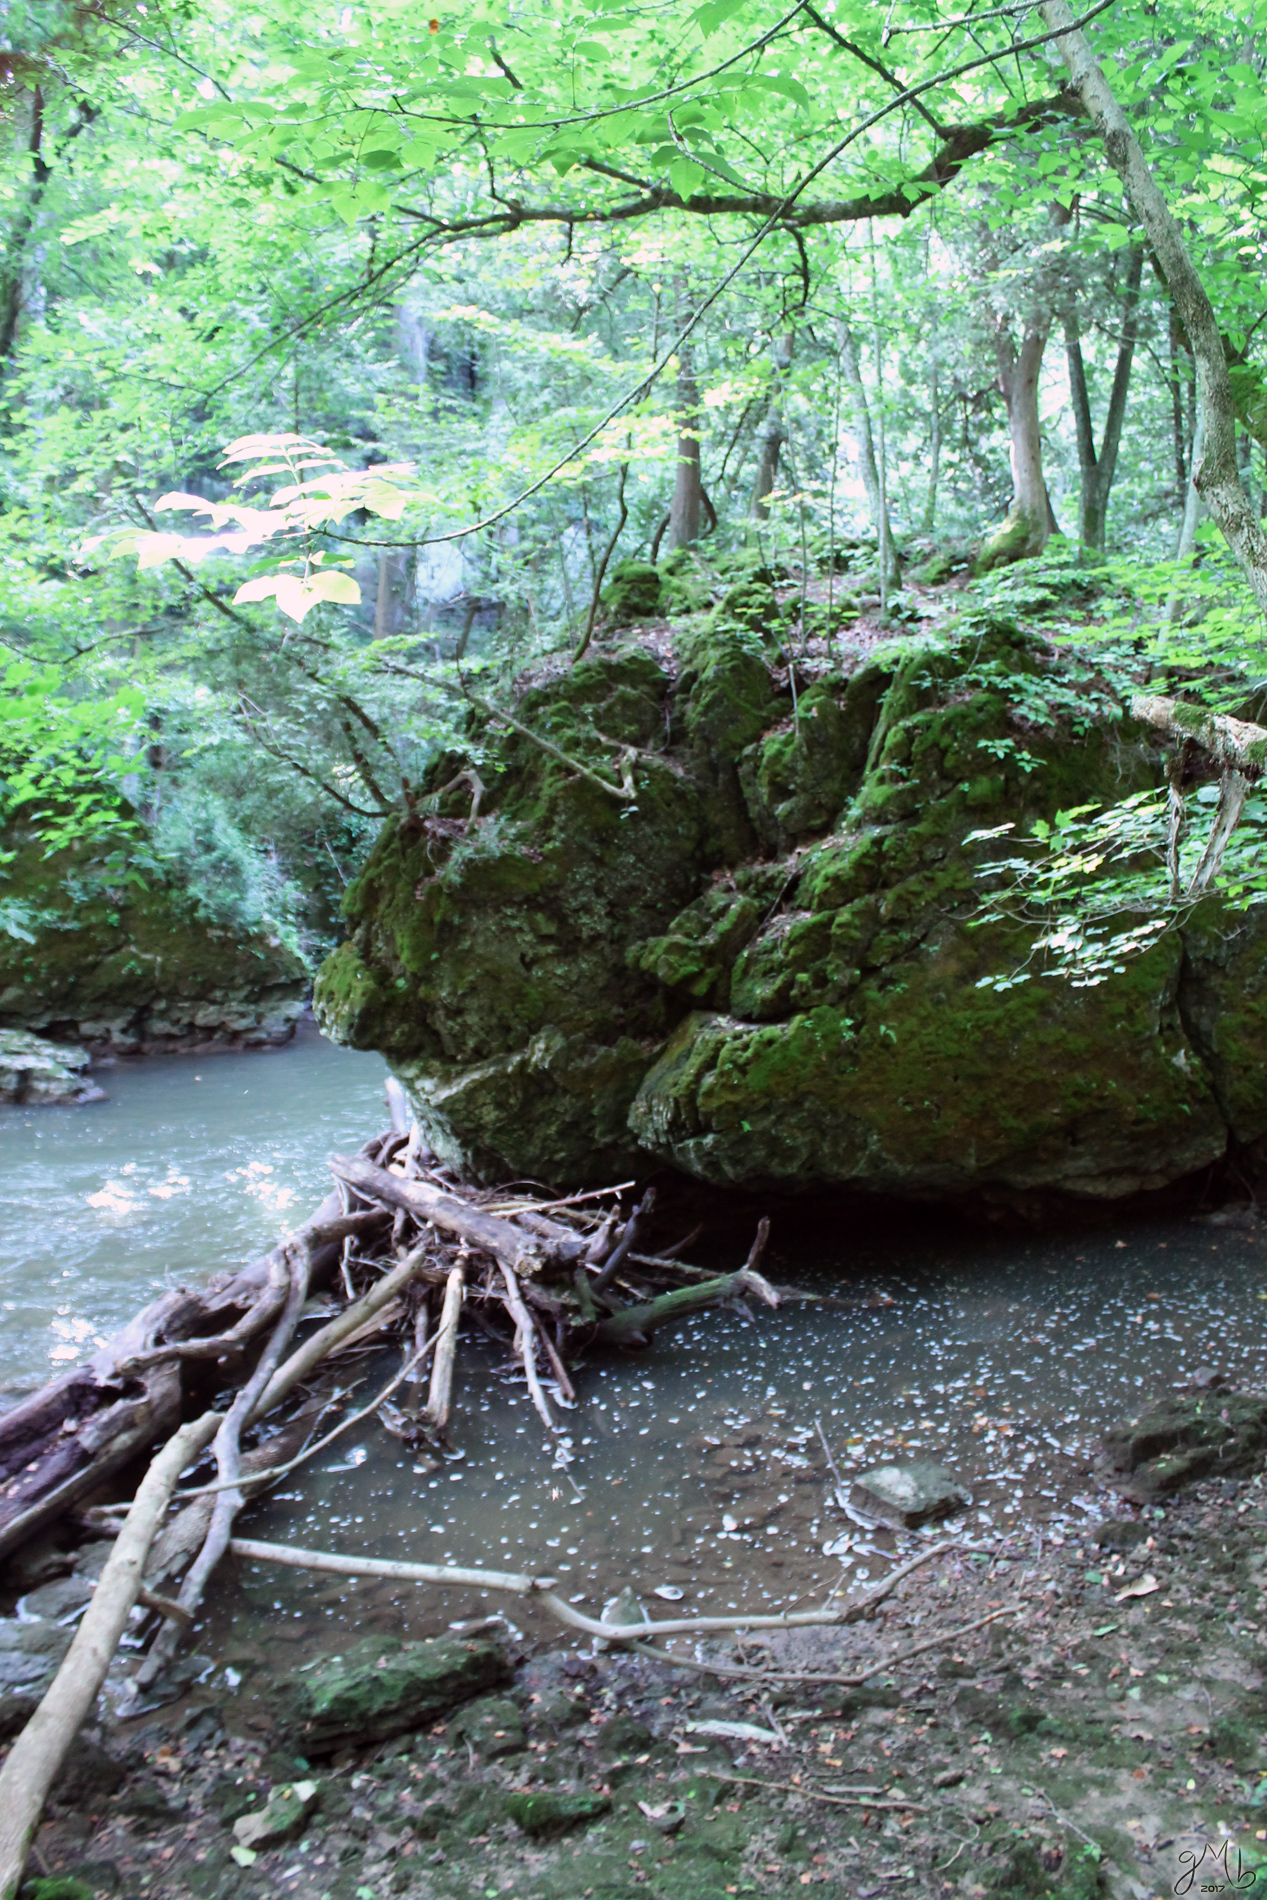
left=226, top=1535, right=961, bottom=1644
left=630, top=1602, right=1019, bottom=1684
left=701, top=1772, right=927, bottom=1812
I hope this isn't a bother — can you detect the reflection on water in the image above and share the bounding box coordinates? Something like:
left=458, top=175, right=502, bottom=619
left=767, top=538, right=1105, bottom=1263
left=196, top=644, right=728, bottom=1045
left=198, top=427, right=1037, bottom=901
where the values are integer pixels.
left=3, top=1030, right=1267, bottom=1685
left=0, top=1020, right=389, bottom=1388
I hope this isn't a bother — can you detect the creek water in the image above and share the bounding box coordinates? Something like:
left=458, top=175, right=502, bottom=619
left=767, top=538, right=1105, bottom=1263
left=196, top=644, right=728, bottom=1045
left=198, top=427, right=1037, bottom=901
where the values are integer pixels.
left=4, top=1028, right=1267, bottom=1704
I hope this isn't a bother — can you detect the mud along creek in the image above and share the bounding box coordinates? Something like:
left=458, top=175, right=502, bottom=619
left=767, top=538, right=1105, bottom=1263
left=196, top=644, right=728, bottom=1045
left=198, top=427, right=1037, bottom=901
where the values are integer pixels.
left=3, top=1027, right=1264, bottom=1681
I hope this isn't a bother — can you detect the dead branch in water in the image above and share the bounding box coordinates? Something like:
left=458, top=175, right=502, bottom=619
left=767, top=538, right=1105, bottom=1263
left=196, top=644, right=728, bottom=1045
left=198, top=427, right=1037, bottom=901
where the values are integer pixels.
left=0, top=1113, right=790, bottom=1894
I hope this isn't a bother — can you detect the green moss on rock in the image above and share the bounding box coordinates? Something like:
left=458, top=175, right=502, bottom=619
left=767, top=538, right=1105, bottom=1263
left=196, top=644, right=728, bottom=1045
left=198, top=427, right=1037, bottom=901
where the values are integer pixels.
left=315, top=615, right=1267, bottom=1203
left=601, top=559, right=662, bottom=626
left=0, top=830, right=307, bottom=1052
left=503, top=1788, right=612, bottom=1838
left=289, top=1633, right=511, bottom=1754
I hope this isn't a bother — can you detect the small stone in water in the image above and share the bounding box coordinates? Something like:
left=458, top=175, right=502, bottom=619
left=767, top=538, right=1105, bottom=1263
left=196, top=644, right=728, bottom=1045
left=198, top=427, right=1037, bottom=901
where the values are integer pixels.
left=599, top=1587, right=648, bottom=1634
left=850, top=1460, right=969, bottom=1529
left=653, top=1585, right=684, bottom=1601
left=722, top=1514, right=738, bottom=1532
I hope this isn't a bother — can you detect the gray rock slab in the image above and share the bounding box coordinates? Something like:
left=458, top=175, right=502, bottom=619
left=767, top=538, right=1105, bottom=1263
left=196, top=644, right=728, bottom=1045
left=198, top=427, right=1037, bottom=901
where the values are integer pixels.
left=0, top=1029, right=102, bottom=1106
left=849, top=1460, right=970, bottom=1529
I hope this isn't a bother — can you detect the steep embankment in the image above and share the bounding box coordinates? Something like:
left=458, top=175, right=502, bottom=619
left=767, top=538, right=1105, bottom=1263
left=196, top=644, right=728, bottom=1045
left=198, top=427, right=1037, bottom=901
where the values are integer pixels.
left=0, top=831, right=308, bottom=1056
left=315, top=605, right=1267, bottom=1206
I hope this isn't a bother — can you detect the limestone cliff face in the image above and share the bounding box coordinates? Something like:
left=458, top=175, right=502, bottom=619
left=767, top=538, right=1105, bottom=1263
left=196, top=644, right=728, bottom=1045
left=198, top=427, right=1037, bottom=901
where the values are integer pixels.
left=315, top=614, right=1267, bottom=1204
left=0, top=832, right=308, bottom=1053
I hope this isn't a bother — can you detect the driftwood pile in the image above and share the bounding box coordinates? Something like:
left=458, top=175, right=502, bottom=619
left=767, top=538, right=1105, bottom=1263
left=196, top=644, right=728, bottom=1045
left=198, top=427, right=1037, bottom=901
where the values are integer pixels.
left=0, top=1108, right=788, bottom=1895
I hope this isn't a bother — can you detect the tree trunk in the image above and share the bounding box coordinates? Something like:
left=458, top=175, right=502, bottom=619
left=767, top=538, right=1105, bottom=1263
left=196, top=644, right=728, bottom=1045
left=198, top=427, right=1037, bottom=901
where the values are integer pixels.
left=1161, top=397, right=1207, bottom=631
left=749, top=332, right=793, bottom=520
left=836, top=319, right=900, bottom=588
left=0, top=89, right=49, bottom=368
left=1039, top=0, right=1267, bottom=617
left=922, top=356, right=942, bottom=537
left=373, top=548, right=413, bottom=640
left=1168, top=311, right=1189, bottom=498
left=1064, top=243, right=1144, bottom=556
left=668, top=339, right=702, bottom=550
left=977, top=318, right=1053, bottom=570
left=976, top=203, right=1072, bottom=572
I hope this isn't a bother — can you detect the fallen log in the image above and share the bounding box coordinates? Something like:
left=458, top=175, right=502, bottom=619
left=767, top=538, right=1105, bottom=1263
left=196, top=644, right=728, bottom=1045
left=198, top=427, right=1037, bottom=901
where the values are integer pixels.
left=0, top=1199, right=387, bottom=1561
left=134, top=1240, right=313, bottom=1690
left=0, top=1411, right=223, bottom=1900
left=590, top=1267, right=780, bottom=1347
left=127, top=1242, right=442, bottom=1687
left=328, top=1153, right=587, bottom=1273
left=499, top=1265, right=557, bottom=1433
left=425, top=1262, right=465, bottom=1432
left=1131, top=692, right=1267, bottom=776
left=1131, top=692, right=1267, bottom=898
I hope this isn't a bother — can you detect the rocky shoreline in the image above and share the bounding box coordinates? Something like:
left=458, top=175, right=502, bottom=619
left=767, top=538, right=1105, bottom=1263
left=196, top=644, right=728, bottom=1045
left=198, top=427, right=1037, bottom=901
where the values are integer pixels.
left=10, top=1407, right=1267, bottom=1900
left=0, top=1030, right=104, bottom=1106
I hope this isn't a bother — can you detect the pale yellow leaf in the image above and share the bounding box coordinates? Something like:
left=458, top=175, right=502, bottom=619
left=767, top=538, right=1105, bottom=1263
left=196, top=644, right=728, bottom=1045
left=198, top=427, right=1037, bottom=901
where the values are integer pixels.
left=308, top=571, right=361, bottom=604
left=154, top=491, right=213, bottom=513
left=232, top=576, right=280, bottom=605
left=135, top=533, right=189, bottom=571
left=272, top=574, right=319, bottom=622
left=1114, top=1574, right=1159, bottom=1603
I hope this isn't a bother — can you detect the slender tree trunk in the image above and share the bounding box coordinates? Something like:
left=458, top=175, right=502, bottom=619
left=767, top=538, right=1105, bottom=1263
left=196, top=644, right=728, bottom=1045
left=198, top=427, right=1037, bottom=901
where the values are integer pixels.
left=977, top=203, right=1072, bottom=571
left=922, top=356, right=942, bottom=536
left=836, top=319, right=900, bottom=590
left=668, top=332, right=702, bottom=550
left=1064, top=243, right=1143, bottom=557
left=1168, top=312, right=1188, bottom=498
left=373, top=549, right=413, bottom=640
left=977, top=319, right=1054, bottom=569
left=0, top=89, right=49, bottom=368
left=574, top=459, right=629, bottom=663
left=870, top=220, right=894, bottom=615
left=749, top=332, right=793, bottom=520
left=1039, top=0, right=1267, bottom=617
left=1161, top=398, right=1207, bottom=633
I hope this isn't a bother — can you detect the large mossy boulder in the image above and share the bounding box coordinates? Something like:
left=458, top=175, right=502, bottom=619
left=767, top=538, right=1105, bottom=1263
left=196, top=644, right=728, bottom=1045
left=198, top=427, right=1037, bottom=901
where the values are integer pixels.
left=0, top=831, right=307, bottom=1053
left=315, top=612, right=1267, bottom=1204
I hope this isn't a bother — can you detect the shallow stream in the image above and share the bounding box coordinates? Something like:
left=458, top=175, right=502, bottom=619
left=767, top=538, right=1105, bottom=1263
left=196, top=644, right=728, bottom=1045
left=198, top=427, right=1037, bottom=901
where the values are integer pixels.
left=4, top=1029, right=1266, bottom=1703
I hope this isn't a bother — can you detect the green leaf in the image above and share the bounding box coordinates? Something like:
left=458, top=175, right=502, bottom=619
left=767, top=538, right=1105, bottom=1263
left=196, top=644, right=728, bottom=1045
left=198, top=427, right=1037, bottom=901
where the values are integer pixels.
left=693, top=0, right=750, bottom=33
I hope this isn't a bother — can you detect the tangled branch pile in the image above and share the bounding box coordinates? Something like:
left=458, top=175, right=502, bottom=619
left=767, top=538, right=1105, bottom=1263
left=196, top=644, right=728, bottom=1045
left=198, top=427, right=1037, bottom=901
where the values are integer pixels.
left=0, top=1111, right=789, bottom=1894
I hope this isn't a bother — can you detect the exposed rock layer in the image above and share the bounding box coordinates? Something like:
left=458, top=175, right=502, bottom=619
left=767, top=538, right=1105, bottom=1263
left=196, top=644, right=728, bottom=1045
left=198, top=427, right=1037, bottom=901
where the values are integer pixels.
left=0, top=832, right=307, bottom=1054
left=0, top=1029, right=102, bottom=1106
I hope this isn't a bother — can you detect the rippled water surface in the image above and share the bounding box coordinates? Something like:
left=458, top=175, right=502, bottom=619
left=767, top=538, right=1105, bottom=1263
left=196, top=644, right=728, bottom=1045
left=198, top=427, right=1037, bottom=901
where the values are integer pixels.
left=4, top=1032, right=1266, bottom=1690
left=0, top=1022, right=389, bottom=1389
